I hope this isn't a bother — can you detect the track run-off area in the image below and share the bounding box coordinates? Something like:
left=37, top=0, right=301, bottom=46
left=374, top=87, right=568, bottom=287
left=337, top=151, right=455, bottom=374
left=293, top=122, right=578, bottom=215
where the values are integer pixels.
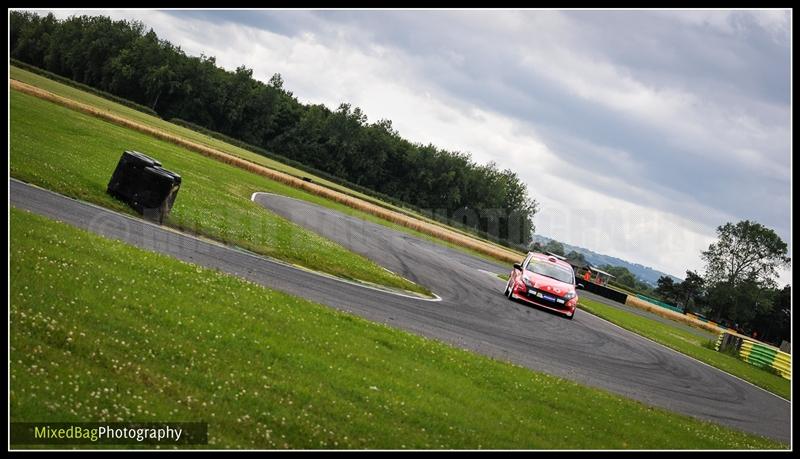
left=10, top=179, right=790, bottom=443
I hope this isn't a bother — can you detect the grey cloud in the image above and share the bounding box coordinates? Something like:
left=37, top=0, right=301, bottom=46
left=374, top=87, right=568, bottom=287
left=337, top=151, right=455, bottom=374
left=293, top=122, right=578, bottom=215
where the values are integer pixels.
left=383, top=42, right=790, bottom=241
left=164, top=10, right=301, bottom=37
left=562, top=10, right=790, bottom=105
left=163, top=10, right=792, bottom=246
left=297, top=11, right=791, bottom=240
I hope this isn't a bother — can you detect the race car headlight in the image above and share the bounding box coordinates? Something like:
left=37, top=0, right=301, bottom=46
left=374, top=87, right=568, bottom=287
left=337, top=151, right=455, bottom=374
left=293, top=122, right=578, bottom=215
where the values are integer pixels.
left=563, top=291, right=576, bottom=300
left=522, top=275, right=532, bottom=287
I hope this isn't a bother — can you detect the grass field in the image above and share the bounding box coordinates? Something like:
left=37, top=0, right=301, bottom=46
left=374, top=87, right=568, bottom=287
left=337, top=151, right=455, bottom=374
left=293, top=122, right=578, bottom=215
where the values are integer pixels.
left=11, top=69, right=516, bottom=267
left=578, top=298, right=791, bottom=400
left=10, top=65, right=519, bottom=257
left=14, top=77, right=789, bottom=395
left=10, top=207, right=785, bottom=449
left=9, top=89, right=429, bottom=296
left=8, top=66, right=395, bottom=206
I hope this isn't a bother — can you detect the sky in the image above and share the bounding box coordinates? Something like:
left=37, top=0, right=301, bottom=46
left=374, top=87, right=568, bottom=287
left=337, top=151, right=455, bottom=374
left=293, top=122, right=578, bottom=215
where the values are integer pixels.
left=38, top=9, right=792, bottom=284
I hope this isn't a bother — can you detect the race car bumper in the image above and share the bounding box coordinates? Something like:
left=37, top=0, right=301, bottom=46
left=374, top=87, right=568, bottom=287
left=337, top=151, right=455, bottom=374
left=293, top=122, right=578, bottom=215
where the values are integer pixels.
left=510, top=284, right=576, bottom=317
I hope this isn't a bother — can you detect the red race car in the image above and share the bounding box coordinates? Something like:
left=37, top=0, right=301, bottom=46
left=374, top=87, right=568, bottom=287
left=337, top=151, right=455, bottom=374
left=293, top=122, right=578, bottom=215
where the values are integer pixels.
left=504, top=252, right=581, bottom=319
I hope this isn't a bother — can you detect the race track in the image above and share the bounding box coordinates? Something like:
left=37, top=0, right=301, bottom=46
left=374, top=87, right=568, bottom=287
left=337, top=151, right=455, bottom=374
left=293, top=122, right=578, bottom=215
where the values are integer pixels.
left=10, top=179, right=790, bottom=443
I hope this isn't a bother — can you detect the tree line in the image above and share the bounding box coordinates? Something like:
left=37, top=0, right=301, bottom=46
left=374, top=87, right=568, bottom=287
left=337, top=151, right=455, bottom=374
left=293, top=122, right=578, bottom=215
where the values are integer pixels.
left=10, top=11, right=539, bottom=246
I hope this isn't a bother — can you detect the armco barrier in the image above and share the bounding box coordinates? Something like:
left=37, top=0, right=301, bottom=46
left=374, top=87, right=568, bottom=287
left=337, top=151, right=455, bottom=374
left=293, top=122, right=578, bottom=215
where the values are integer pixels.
left=715, top=333, right=791, bottom=380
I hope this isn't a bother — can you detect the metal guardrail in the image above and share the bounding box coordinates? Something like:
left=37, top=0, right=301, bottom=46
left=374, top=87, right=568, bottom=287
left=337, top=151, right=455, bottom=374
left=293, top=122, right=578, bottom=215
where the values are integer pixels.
left=715, top=332, right=791, bottom=380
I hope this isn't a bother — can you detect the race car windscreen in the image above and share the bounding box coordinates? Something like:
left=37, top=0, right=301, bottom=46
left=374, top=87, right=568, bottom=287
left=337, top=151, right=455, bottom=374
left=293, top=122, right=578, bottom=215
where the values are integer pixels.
left=528, top=260, right=574, bottom=284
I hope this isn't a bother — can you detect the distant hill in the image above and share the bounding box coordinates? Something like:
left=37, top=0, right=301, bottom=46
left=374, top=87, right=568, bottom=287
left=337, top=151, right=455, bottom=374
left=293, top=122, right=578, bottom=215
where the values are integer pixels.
left=531, top=235, right=683, bottom=286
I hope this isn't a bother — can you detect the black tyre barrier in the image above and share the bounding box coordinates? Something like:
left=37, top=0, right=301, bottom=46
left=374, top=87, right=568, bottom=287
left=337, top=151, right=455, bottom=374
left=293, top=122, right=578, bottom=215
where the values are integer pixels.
left=107, top=150, right=181, bottom=224
left=580, top=281, right=629, bottom=304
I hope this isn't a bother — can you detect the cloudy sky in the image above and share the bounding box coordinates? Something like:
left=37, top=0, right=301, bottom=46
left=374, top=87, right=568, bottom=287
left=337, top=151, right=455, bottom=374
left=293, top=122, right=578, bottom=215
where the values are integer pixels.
left=41, top=9, right=792, bottom=284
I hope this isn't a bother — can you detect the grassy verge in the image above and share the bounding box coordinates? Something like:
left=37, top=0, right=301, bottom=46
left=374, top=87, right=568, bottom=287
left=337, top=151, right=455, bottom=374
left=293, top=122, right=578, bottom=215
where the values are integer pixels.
left=11, top=68, right=515, bottom=268
left=10, top=207, right=785, bottom=449
left=10, top=89, right=428, bottom=296
left=10, top=65, right=519, bottom=258
left=497, top=273, right=510, bottom=281
left=578, top=298, right=790, bottom=400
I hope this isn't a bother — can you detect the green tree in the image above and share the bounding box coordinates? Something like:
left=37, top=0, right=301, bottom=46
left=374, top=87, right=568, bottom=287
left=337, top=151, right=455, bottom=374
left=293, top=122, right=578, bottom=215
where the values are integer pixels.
left=676, top=270, right=705, bottom=311
left=701, top=220, right=790, bottom=321
left=598, top=265, right=645, bottom=290
left=543, top=240, right=565, bottom=256
left=615, top=271, right=637, bottom=289
left=565, top=250, right=587, bottom=264
left=655, top=275, right=677, bottom=302
left=268, top=73, right=284, bottom=90
left=748, top=285, right=790, bottom=344
left=633, top=280, right=656, bottom=296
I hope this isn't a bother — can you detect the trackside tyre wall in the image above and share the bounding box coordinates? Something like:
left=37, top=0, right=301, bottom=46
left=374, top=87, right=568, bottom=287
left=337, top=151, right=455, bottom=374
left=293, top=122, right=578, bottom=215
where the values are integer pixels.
left=107, top=150, right=181, bottom=224
left=580, top=281, right=629, bottom=304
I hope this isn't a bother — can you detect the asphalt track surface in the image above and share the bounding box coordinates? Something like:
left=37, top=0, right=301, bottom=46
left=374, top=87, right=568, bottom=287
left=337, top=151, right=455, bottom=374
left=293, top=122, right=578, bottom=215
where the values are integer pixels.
left=10, top=179, right=790, bottom=443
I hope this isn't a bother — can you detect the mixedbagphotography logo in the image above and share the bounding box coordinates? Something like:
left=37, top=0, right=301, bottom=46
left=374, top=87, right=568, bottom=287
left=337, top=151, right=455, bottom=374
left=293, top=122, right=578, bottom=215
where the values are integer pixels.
left=10, top=422, right=208, bottom=445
